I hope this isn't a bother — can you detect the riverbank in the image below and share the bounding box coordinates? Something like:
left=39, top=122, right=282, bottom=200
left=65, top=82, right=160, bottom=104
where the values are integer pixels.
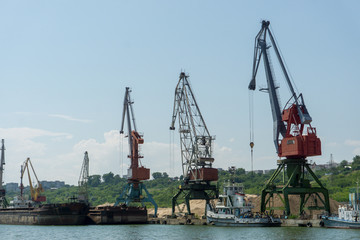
left=148, top=217, right=322, bottom=227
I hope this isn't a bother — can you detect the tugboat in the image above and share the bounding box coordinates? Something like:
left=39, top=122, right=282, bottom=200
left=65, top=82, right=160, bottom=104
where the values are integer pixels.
left=321, top=184, right=360, bottom=229
left=206, top=182, right=281, bottom=227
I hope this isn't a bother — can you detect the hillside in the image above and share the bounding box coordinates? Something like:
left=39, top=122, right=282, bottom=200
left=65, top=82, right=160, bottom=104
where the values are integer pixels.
left=6, top=155, right=360, bottom=212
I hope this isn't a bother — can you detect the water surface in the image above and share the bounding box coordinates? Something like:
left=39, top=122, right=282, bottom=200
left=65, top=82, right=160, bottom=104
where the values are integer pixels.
left=1, top=224, right=359, bottom=240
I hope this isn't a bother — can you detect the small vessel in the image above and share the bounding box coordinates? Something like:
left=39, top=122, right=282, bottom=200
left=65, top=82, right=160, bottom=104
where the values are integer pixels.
left=87, top=204, right=147, bottom=224
left=206, top=182, right=281, bottom=227
left=321, top=185, right=360, bottom=229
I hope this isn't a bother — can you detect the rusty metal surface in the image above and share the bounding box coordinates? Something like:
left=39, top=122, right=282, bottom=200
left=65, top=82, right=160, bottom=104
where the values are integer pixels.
left=88, top=205, right=147, bottom=224
left=0, top=202, right=89, bottom=225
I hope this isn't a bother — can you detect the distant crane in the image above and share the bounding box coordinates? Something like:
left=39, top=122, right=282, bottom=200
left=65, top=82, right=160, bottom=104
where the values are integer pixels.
left=20, top=158, right=46, bottom=203
left=0, top=139, right=8, bottom=208
left=78, top=151, right=89, bottom=204
left=249, top=20, right=330, bottom=215
left=170, top=72, right=218, bottom=216
left=115, top=87, right=158, bottom=216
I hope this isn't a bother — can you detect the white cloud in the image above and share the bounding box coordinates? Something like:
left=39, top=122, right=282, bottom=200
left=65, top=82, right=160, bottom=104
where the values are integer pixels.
left=0, top=128, right=72, bottom=157
left=0, top=128, right=276, bottom=186
left=344, top=140, right=360, bottom=156
left=354, top=148, right=360, bottom=155
left=0, top=127, right=73, bottom=185
left=327, top=142, right=338, bottom=147
left=49, top=114, right=92, bottom=123
left=229, top=138, right=235, bottom=143
left=0, top=127, right=72, bottom=141
left=218, top=146, right=232, bottom=152
left=345, top=140, right=360, bottom=147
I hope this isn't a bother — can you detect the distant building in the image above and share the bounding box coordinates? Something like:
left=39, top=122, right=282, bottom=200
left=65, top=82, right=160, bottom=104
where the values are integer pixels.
left=40, top=180, right=65, bottom=190
left=310, top=162, right=339, bottom=172
left=264, top=169, right=276, bottom=174
left=245, top=170, right=264, bottom=174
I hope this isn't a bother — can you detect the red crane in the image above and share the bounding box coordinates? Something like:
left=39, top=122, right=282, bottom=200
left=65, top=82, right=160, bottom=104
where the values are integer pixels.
left=115, top=87, right=157, bottom=216
left=249, top=20, right=330, bottom=215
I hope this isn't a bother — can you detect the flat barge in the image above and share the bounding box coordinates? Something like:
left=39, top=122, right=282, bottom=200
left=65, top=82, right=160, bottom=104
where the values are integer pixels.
left=87, top=205, right=147, bottom=224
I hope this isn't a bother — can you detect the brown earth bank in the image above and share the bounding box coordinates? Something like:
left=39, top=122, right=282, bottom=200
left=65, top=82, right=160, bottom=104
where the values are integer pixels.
left=247, top=194, right=339, bottom=219
left=148, top=195, right=340, bottom=219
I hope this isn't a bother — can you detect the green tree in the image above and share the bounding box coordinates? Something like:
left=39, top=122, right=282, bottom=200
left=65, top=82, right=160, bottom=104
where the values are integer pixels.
left=352, top=155, right=360, bottom=170
left=152, top=172, right=162, bottom=179
left=236, top=168, right=246, bottom=175
left=340, top=160, right=349, bottom=168
left=88, top=175, right=101, bottom=187
left=162, top=172, right=169, bottom=178
left=102, top=172, right=115, bottom=184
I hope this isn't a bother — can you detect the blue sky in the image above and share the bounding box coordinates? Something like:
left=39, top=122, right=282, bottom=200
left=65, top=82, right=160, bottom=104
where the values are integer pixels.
left=0, top=1, right=359, bottom=185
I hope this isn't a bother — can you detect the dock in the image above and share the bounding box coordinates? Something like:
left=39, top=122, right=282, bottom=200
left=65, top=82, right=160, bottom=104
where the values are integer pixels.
left=148, top=217, right=322, bottom=227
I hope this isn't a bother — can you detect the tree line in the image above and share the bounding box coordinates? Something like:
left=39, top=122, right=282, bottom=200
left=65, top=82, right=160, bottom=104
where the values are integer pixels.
left=8, top=155, right=360, bottom=207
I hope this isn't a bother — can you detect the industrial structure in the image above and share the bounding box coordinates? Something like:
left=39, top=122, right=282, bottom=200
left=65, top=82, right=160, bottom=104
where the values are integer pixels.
left=0, top=140, right=7, bottom=208
left=20, top=158, right=46, bottom=203
left=170, top=72, right=218, bottom=216
left=248, top=20, right=330, bottom=215
left=115, top=87, right=157, bottom=216
left=78, top=151, right=89, bottom=204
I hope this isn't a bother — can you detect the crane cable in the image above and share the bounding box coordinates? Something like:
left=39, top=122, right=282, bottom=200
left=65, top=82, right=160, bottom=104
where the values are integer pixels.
left=249, top=91, right=255, bottom=174
left=120, top=133, right=124, bottom=177
left=169, top=130, right=175, bottom=177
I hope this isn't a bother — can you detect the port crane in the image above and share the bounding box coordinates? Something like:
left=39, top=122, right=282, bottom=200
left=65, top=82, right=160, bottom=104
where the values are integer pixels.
left=0, top=139, right=8, bottom=208
left=249, top=20, right=330, bottom=215
left=78, top=151, right=89, bottom=204
left=20, top=158, right=46, bottom=203
left=170, top=72, right=218, bottom=216
left=115, top=87, right=158, bottom=216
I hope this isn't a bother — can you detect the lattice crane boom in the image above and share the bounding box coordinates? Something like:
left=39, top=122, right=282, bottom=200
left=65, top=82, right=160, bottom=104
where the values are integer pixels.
left=0, top=140, right=5, bottom=192
left=0, top=139, right=7, bottom=208
left=78, top=151, right=89, bottom=204
left=170, top=72, right=217, bottom=183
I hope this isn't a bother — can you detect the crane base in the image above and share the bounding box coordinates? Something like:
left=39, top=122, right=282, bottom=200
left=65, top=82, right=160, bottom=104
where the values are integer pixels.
left=115, top=181, right=158, bottom=217
left=260, top=158, right=330, bottom=216
left=171, top=182, right=218, bottom=217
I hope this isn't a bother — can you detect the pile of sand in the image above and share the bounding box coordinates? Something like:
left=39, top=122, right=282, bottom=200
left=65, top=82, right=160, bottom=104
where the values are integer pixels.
left=148, top=200, right=207, bottom=218
left=149, top=195, right=340, bottom=219
left=247, top=194, right=339, bottom=218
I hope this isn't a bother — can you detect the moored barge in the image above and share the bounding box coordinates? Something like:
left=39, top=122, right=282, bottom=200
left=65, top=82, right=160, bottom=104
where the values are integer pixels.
left=87, top=204, right=147, bottom=224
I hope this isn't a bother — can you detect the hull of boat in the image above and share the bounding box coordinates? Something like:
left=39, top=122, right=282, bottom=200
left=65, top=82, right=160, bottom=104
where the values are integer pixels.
left=207, top=212, right=281, bottom=227
left=0, top=202, right=88, bottom=225
left=87, top=205, right=147, bottom=224
left=322, top=217, right=360, bottom=229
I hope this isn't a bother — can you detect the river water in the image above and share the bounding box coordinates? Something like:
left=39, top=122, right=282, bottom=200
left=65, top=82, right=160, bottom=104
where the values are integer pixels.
left=1, top=224, right=359, bottom=240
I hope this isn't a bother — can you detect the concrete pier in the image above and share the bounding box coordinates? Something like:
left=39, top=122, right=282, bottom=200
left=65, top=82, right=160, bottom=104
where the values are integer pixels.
left=148, top=217, right=322, bottom=227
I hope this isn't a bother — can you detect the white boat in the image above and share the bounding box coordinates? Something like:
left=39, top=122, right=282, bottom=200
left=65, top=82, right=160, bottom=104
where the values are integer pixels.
left=321, top=186, right=360, bottom=229
left=206, top=182, right=281, bottom=227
